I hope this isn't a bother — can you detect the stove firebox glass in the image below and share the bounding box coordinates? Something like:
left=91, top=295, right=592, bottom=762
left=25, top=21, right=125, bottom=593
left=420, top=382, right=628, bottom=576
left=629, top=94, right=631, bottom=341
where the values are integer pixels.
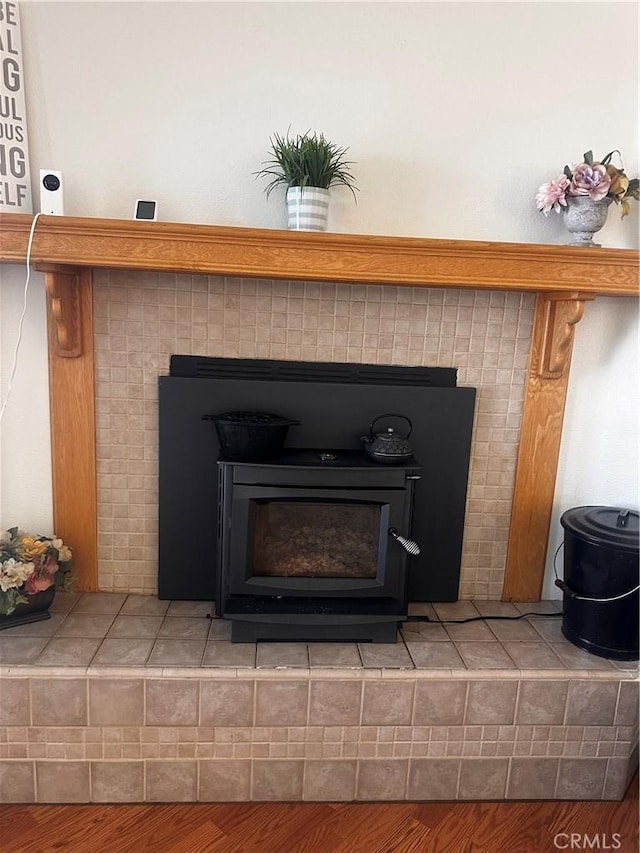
left=252, top=500, right=379, bottom=579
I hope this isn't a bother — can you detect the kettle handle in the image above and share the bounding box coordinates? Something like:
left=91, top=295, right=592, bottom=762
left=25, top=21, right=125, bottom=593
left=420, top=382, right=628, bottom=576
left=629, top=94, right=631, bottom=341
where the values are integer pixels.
left=369, top=413, right=413, bottom=438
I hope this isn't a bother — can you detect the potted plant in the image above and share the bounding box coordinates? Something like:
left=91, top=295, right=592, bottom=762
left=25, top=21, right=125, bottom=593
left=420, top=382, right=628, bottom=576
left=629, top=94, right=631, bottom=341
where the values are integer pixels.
left=535, top=149, right=639, bottom=246
left=0, top=527, right=73, bottom=627
left=256, top=130, right=358, bottom=231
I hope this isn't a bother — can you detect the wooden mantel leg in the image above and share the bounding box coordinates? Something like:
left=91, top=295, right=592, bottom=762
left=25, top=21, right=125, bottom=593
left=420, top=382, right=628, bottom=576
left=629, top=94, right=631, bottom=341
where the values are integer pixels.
left=41, top=265, right=98, bottom=591
left=502, top=291, right=595, bottom=602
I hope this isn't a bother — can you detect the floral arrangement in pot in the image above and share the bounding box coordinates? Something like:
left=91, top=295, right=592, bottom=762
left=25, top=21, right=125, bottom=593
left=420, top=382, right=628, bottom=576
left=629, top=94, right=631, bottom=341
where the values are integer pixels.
left=535, top=150, right=639, bottom=246
left=0, top=527, right=73, bottom=616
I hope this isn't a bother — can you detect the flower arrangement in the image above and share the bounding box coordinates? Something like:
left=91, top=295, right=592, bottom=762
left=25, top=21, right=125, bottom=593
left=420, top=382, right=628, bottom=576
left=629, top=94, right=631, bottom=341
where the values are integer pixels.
left=535, top=150, right=639, bottom=218
left=0, top=528, right=73, bottom=616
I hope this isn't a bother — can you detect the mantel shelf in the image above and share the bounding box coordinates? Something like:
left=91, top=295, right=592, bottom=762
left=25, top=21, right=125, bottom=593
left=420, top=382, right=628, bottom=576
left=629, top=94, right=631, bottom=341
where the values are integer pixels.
left=1, top=213, right=638, bottom=295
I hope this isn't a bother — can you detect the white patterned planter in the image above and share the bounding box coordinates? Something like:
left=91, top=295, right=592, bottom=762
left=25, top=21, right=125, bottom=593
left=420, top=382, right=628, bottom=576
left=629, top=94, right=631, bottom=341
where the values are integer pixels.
left=286, top=186, right=330, bottom=231
left=563, top=196, right=612, bottom=247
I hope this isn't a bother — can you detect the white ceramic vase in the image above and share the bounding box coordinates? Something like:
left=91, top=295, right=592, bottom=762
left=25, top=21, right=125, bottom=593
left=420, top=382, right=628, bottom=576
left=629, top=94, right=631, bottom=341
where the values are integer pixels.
left=286, top=186, right=330, bottom=232
left=563, top=196, right=612, bottom=247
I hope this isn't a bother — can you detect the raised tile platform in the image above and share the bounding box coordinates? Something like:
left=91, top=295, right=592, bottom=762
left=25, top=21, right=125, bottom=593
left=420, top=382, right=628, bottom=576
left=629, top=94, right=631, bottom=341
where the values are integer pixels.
left=0, top=593, right=637, bottom=803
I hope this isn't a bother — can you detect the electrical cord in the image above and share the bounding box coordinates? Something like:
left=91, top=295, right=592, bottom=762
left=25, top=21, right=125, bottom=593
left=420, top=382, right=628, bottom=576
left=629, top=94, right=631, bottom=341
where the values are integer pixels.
left=408, top=535, right=640, bottom=623
left=0, top=212, right=43, bottom=424
left=406, top=611, right=562, bottom=624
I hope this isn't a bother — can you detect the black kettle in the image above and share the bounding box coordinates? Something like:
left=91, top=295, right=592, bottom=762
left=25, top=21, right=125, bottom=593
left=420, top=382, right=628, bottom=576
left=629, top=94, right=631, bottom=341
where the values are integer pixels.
left=361, top=413, right=413, bottom=464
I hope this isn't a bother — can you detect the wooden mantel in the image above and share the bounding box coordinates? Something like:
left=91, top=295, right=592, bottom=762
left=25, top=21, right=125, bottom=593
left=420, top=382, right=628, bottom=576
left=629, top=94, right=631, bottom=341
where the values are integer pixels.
left=1, top=213, right=638, bottom=600
left=1, top=214, right=638, bottom=294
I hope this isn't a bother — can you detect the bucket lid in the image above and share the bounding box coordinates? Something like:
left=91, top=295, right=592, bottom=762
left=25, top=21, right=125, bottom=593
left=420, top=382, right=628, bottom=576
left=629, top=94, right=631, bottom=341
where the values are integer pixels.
left=560, top=505, right=639, bottom=552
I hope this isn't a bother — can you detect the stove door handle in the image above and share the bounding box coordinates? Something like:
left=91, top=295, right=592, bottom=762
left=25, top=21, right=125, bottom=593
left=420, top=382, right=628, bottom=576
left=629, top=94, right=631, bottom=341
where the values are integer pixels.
left=388, top=527, right=421, bottom=556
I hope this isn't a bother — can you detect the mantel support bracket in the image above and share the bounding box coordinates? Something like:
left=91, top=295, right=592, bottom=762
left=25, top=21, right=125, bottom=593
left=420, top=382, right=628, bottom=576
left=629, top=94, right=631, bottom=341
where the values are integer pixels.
left=502, top=291, right=595, bottom=602
left=37, top=263, right=84, bottom=357
left=41, top=265, right=98, bottom=591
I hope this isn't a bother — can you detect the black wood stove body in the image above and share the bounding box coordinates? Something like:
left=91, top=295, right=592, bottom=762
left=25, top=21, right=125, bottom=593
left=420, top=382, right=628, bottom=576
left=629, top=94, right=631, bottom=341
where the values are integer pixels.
left=216, top=450, right=421, bottom=642
left=159, top=356, right=476, bottom=607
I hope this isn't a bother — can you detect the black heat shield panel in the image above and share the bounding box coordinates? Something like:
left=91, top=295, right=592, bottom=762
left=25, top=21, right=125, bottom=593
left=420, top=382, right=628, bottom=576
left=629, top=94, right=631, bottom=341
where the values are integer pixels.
left=158, top=371, right=476, bottom=602
left=170, top=355, right=457, bottom=387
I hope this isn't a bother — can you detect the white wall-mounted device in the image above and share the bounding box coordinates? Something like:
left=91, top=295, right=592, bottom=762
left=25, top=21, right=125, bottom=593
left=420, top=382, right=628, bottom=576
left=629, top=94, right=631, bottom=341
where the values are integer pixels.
left=134, top=199, right=157, bottom=221
left=40, top=170, right=64, bottom=215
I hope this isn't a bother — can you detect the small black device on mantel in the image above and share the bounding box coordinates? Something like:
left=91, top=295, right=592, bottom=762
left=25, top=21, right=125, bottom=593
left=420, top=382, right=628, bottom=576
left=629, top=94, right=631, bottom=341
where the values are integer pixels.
left=134, top=199, right=157, bottom=221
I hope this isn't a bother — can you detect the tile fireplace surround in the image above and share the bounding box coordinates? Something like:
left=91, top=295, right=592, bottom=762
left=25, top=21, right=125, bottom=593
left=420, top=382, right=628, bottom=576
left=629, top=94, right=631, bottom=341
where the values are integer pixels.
left=1, top=217, right=638, bottom=805
left=94, top=269, right=533, bottom=600
left=0, top=593, right=637, bottom=804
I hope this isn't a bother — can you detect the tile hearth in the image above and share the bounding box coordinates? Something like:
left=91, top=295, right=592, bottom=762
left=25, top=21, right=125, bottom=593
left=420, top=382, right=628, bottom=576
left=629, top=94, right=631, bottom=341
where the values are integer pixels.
left=0, top=593, right=637, bottom=804
left=0, top=592, right=631, bottom=673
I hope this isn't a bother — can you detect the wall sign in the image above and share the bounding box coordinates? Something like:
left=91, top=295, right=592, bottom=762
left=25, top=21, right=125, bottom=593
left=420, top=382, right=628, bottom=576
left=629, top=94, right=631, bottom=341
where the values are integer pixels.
left=0, top=1, right=32, bottom=212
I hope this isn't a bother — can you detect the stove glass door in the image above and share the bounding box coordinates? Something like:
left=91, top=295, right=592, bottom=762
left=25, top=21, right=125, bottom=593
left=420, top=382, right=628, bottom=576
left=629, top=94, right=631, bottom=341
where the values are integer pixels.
left=253, top=500, right=380, bottom=579
left=225, top=485, right=407, bottom=598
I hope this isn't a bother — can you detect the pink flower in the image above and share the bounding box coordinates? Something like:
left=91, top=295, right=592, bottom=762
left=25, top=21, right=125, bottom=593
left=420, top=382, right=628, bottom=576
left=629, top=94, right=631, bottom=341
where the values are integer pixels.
left=24, top=554, right=58, bottom=594
left=535, top=175, right=570, bottom=215
left=25, top=575, right=54, bottom=593
left=568, top=162, right=611, bottom=201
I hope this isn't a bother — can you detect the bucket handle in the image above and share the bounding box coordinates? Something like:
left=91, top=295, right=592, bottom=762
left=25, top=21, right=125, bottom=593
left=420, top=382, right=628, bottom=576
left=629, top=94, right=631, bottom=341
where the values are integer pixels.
left=553, top=542, right=640, bottom=603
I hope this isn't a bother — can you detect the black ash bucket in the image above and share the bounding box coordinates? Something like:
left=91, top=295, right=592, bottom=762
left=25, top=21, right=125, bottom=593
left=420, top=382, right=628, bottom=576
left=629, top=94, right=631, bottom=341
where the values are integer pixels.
left=203, top=411, right=300, bottom=461
left=557, top=506, right=639, bottom=661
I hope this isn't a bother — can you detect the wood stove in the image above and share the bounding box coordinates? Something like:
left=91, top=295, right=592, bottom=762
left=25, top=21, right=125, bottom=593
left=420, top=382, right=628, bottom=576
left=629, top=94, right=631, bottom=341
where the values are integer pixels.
left=158, top=356, right=475, bottom=606
left=216, top=449, right=421, bottom=642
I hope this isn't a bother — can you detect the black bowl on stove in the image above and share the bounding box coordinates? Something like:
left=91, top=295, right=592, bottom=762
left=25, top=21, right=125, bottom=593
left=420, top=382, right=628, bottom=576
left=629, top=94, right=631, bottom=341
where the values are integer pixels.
left=203, top=411, right=300, bottom=461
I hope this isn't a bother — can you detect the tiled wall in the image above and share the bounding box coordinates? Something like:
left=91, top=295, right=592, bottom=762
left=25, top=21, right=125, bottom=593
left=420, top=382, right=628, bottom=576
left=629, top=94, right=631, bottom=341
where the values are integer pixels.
left=0, top=674, right=636, bottom=802
left=93, top=271, right=534, bottom=598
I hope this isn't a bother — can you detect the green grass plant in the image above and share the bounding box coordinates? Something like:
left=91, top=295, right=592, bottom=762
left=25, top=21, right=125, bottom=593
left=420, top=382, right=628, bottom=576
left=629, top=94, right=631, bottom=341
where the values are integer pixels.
left=256, top=130, right=358, bottom=200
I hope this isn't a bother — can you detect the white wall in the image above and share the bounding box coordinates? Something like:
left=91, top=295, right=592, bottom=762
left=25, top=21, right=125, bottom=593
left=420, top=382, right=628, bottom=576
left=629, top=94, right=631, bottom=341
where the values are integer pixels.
left=542, top=296, right=639, bottom=598
left=1, top=2, right=638, bottom=595
left=0, top=265, right=52, bottom=532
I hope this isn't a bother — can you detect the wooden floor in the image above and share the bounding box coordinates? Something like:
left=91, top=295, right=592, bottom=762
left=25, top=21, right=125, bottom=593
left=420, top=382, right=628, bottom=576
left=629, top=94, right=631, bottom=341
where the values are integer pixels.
left=1, top=778, right=637, bottom=853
